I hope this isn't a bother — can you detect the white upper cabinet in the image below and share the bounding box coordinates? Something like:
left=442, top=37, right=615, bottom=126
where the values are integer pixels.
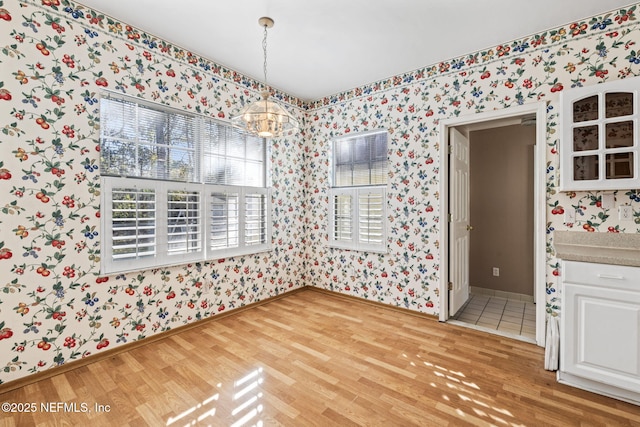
left=560, top=76, right=640, bottom=191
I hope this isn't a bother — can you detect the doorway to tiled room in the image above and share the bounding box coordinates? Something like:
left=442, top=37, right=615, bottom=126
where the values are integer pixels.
left=451, top=292, right=536, bottom=343
left=455, top=122, right=536, bottom=342
left=445, top=112, right=541, bottom=344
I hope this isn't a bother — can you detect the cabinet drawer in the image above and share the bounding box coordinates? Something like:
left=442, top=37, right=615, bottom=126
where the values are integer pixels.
left=563, top=261, right=640, bottom=289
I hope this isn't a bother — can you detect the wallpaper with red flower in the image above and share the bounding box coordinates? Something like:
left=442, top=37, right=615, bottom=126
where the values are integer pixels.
left=0, top=0, right=306, bottom=385
left=302, top=4, right=640, bottom=318
left=1, top=0, right=639, bottom=386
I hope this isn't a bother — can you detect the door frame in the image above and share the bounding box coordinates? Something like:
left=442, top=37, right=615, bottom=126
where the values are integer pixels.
left=438, top=102, right=547, bottom=347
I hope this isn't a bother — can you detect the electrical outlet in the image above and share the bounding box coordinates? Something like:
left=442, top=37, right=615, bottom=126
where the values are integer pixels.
left=619, top=205, right=633, bottom=221
left=601, top=194, right=614, bottom=210
left=492, top=267, right=500, bottom=277
left=564, top=208, right=575, bottom=224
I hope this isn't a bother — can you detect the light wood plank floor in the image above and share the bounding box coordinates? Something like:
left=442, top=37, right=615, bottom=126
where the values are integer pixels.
left=1, top=288, right=639, bottom=426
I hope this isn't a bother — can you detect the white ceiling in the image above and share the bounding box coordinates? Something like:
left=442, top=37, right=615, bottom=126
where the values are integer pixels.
left=77, top=0, right=635, bottom=101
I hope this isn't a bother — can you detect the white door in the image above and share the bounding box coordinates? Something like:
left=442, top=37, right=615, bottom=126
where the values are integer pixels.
left=449, top=127, right=470, bottom=316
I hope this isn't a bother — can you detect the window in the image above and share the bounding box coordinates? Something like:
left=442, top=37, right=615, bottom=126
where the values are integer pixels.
left=100, top=94, right=270, bottom=274
left=329, top=130, right=388, bottom=252
left=207, top=187, right=268, bottom=257
left=560, top=76, right=640, bottom=191
left=100, top=95, right=198, bottom=181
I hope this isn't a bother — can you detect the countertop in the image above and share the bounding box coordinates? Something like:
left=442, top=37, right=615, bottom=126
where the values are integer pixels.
left=553, top=231, right=640, bottom=267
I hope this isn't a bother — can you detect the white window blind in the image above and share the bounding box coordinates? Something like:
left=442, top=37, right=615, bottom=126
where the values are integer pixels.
left=167, top=190, right=202, bottom=255
left=209, top=192, right=240, bottom=251
left=100, top=97, right=198, bottom=182
left=206, top=187, right=270, bottom=258
left=203, top=121, right=265, bottom=186
left=102, top=178, right=207, bottom=273
left=100, top=93, right=271, bottom=274
left=358, top=191, right=384, bottom=245
left=111, top=186, right=156, bottom=261
left=332, top=192, right=353, bottom=243
left=329, top=187, right=386, bottom=252
left=334, top=131, right=387, bottom=186
left=329, top=130, right=388, bottom=253
left=245, top=192, right=267, bottom=246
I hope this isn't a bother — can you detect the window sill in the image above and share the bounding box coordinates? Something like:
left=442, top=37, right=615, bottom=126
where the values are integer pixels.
left=100, top=246, right=273, bottom=276
left=326, top=243, right=388, bottom=255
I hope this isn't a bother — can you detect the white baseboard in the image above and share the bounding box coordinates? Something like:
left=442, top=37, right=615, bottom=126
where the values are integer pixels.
left=557, top=371, right=640, bottom=406
left=470, top=286, right=534, bottom=303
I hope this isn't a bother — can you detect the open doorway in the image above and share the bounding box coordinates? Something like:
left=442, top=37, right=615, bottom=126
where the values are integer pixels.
left=451, top=123, right=536, bottom=342
left=438, top=102, right=547, bottom=347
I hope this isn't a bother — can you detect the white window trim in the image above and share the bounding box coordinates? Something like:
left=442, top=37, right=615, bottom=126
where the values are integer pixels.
left=101, top=177, right=203, bottom=274
left=101, top=179, right=272, bottom=274
left=328, top=129, right=388, bottom=253
left=560, top=76, right=640, bottom=191
left=99, top=92, right=272, bottom=275
left=328, top=186, right=387, bottom=253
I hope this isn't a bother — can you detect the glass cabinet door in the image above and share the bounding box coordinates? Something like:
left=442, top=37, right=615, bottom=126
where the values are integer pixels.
left=560, top=77, right=639, bottom=191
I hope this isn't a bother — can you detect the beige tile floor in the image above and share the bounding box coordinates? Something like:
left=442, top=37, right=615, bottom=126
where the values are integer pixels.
left=453, top=294, right=536, bottom=340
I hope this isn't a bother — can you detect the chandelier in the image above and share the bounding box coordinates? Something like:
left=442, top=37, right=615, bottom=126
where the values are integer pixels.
left=231, top=17, right=299, bottom=138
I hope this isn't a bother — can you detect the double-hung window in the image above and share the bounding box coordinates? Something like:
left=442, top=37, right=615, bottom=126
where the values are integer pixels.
left=329, top=130, right=388, bottom=252
left=100, top=93, right=270, bottom=274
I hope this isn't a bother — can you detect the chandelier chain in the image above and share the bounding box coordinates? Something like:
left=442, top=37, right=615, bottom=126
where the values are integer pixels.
left=262, top=24, right=268, bottom=89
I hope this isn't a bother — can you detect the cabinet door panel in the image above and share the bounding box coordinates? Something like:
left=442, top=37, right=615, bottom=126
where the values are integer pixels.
left=564, top=283, right=640, bottom=392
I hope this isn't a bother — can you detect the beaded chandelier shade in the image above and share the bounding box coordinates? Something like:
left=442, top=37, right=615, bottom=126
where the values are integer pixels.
left=231, top=17, right=299, bottom=138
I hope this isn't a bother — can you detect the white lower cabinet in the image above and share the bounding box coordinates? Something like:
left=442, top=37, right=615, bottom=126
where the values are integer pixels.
left=559, top=261, right=640, bottom=405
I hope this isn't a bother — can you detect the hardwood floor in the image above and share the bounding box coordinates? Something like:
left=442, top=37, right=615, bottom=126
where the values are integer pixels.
left=1, top=288, right=639, bottom=426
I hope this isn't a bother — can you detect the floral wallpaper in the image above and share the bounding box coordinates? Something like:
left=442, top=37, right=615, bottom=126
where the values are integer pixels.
left=1, top=0, right=639, bottom=387
left=0, top=0, right=306, bottom=385
left=301, top=5, right=640, bottom=316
